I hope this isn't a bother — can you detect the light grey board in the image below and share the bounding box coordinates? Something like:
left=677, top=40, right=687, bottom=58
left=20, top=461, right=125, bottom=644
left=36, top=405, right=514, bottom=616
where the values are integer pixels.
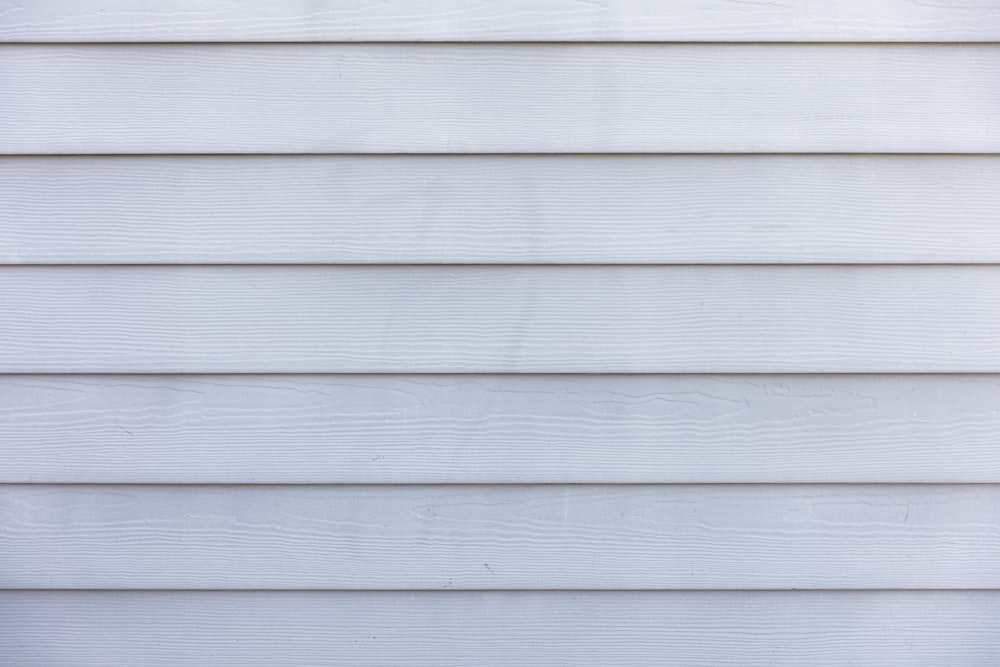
left=3, top=45, right=999, bottom=154
left=5, top=0, right=1000, bottom=42
left=3, top=265, right=1000, bottom=373
left=7, top=375, right=1000, bottom=484
left=3, top=484, right=1000, bottom=589
left=8, top=155, right=1000, bottom=264
left=3, top=592, right=999, bottom=667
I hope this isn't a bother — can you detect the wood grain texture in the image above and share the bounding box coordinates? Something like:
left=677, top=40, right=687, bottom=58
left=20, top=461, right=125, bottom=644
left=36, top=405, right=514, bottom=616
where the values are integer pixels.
left=3, top=484, right=1000, bottom=589
left=4, top=591, right=999, bottom=666
left=3, top=44, right=999, bottom=154
left=3, top=0, right=1000, bottom=42
left=7, top=374, right=1000, bottom=483
left=3, top=265, right=1000, bottom=373
left=8, top=155, right=1000, bottom=264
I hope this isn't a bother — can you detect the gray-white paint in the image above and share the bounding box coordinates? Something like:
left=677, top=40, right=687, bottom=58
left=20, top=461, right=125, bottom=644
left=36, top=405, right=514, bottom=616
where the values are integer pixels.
left=6, top=155, right=1000, bottom=264
left=4, top=374, right=1000, bottom=483
left=4, top=5, right=999, bottom=664
left=3, top=0, right=999, bottom=42
left=4, top=484, right=1000, bottom=589
left=3, top=592, right=999, bottom=666
left=7, top=591, right=1000, bottom=667
left=4, top=44, right=999, bottom=153
left=3, top=265, right=999, bottom=372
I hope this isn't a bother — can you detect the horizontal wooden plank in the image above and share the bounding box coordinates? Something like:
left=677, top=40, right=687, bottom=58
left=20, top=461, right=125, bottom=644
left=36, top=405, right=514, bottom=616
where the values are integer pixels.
left=2, top=45, right=998, bottom=154
left=3, top=485, right=999, bottom=589
left=3, top=0, right=1000, bottom=42
left=3, top=592, right=999, bottom=667
left=3, top=266, right=999, bottom=373
left=7, top=155, right=1000, bottom=264
left=6, top=375, right=1000, bottom=483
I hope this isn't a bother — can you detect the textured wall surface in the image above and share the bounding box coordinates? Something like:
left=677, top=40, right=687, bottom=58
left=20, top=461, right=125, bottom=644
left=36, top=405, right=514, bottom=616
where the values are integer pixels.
left=2, top=3, right=999, bottom=665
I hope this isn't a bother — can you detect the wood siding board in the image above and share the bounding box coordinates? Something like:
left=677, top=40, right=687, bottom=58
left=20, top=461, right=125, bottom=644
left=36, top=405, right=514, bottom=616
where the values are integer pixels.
left=4, top=591, right=1000, bottom=666
left=3, top=1, right=1000, bottom=42
left=6, top=155, right=1000, bottom=264
left=5, top=374, right=1000, bottom=483
left=3, top=484, right=1000, bottom=589
left=2, top=265, right=999, bottom=373
left=3, top=44, right=999, bottom=154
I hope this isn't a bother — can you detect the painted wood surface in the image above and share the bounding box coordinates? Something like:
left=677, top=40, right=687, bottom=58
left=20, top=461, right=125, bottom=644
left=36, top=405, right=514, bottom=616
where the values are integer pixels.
left=3, top=265, right=999, bottom=373
left=5, top=3, right=999, bottom=664
left=6, top=374, right=1000, bottom=483
left=4, top=44, right=999, bottom=154
left=3, top=0, right=1000, bottom=42
left=4, top=484, right=999, bottom=589
left=7, top=155, right=1000, bottom=264
left=4, top=591, right=999, bottom=666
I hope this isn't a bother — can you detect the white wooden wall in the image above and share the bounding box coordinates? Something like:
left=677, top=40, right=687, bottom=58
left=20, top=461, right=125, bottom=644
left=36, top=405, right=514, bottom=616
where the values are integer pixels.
left=3, top=2, right=1000, bottom=665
